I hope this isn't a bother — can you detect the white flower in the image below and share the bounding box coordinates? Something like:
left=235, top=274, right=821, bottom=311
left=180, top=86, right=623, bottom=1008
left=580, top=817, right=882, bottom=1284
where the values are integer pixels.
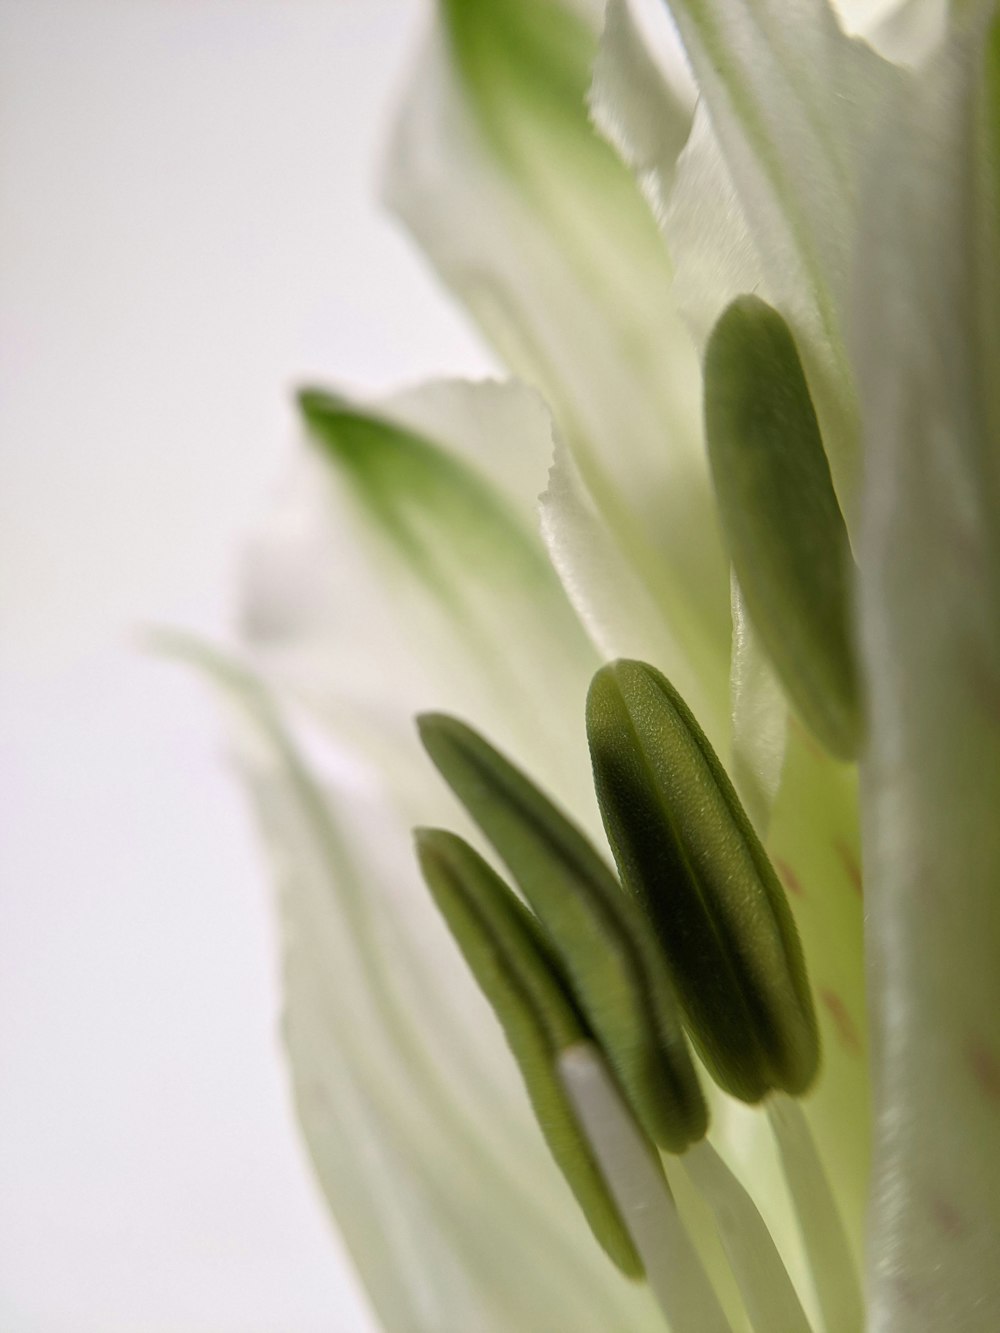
left=175, top=0, right=1000, bottom=1328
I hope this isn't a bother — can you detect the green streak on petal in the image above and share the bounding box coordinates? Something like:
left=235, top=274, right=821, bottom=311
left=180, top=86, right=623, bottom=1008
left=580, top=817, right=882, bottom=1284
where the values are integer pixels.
left=298, top=387, right=552, bottom=603
left=441, top=0, right=596, bottom=179
left=417, top=828, right=644, bottom=1277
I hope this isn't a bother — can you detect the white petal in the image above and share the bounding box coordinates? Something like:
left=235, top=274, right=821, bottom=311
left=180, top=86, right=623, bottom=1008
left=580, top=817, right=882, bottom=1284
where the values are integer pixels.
left=729, top=575, right=787, bottom=836
left=835, top=0, right=947, bottom=62
left=665, top=104, right=765, bottom=352
left=166, top=638, right=664, bottom=1332
left=589, top=0, right=694, bottom=215
left=659, top=0, right=899, bottom=516
left=855, top=15, right=1000, bottom=1327
left=241, top=378, right=601, bottom=829
left=540, top=440, right=730, bottom=755
left=384, top=4, right=730, bottom=673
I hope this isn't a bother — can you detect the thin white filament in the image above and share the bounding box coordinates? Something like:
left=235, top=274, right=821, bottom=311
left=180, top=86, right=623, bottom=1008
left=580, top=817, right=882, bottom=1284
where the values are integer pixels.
left=558, top=1043, right=732, bottom=1333
left=680, top=1138, right=813, bottom=1333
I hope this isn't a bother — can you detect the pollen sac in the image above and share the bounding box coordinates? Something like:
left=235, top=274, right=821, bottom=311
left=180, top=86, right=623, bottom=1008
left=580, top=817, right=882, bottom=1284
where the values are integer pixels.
left=416, top=828, right=643, bottom=1277
left=418, top=713, right=707, bottom=1153
left=587, top=660, right=819, bottom=1102
left=703, top=294, right=862, bottom=761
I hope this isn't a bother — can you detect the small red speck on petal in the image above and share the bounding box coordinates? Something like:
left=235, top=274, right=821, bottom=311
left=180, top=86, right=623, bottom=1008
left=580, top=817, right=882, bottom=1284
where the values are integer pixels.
left=968, top=1038, right=1000, bottom=1106
left=819, top=988, right=861, bottom=1055
left=789, top=714, right=824, bottom=759
left=834, top=837, right=863, bottom=896
left=775, top=858, right=805, bottom=898
left=930, top=1193, right=966, bottom=1238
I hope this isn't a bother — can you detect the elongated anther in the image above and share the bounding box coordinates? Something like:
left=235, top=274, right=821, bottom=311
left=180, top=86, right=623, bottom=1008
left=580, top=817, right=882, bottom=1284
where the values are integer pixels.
left=418, top=714, right=707, bottom=1153
left=704, top=294, right=862, bottom=760
left=416, top=829, right=643, bottom=1276
left=587, top=660, right=819, bottom=1101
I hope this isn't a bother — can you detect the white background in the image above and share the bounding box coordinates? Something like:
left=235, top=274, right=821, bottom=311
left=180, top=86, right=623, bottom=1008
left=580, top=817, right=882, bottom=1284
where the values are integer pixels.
left=0, top=2, right=493, bottom=1328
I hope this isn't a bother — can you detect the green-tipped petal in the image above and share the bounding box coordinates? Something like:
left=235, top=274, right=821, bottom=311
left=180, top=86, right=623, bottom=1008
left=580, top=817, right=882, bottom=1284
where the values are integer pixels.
left=729, top=575, right=788, bottom=836
left=244, top=379, right=601, bottom=831
left=704, top=295, right=862, bottom=760
left=385, top=0, right=731, bottom=703
left=418, top=712, right=707, bottom=1152
left=587, top=659, right=819, bottom=1101
left=855, top=13, right=1000, bottom=1327
left=416, top=828, right=643, bottom=1277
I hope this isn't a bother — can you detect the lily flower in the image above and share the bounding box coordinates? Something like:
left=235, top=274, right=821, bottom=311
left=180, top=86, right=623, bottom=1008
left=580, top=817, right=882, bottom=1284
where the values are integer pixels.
left=174, top=0, right=1000, bottom=1328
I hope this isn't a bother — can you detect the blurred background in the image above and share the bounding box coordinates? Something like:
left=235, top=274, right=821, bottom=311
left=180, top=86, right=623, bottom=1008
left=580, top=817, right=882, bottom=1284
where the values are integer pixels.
left=0, top=2, right=494, bottom=1328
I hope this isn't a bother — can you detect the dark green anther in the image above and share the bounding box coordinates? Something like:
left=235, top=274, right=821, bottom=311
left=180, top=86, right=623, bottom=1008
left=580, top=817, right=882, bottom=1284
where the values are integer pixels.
left=418, top=714, right=707, bottom=1153
left=587, top=660, right=819, bottom=1102
left=415, top=828, right=643, bottom=1277
left=704, top=295, right=862, bottom=760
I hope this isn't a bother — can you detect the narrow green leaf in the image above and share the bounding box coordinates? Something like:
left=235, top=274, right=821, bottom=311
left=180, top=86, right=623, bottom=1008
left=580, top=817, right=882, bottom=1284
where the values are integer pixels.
left=418, top=713, right=707, bottom=1153
left=704, top=295, right=862, bottom=760
left=587, top=659, right=819, bottom=1102
left=416, top=828, right=643, bottom=1277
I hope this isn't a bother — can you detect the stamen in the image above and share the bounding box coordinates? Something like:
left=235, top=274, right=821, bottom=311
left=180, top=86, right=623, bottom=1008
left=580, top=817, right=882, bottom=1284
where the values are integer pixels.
left=418, top=712, right=707, bottom=1152
left=587, top=659, right=819, bottom=1102
left=559, top=1043, right=732, bottom=1333
left=703, top=295, right=861, bottom=761
left=769, top=1095, right=864, bottom=1333
left=680, top=1139, right=813, bottom=1333
left=415, top=828, right=644, bottom=1276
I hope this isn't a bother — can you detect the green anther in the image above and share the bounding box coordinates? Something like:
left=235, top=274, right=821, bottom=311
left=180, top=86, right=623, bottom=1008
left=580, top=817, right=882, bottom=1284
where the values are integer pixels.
left=418, top=714, right=707, bottom=1153
left=587, top=660, right=819, bottom=1102
left=703, top=295, right=862, bottom=761
left=415, top=829, right=643, bottom=1277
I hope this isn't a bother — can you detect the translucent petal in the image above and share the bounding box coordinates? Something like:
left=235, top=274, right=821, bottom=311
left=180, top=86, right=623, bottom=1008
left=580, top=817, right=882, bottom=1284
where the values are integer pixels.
left=666, top=104, right=765, bottom=353
left=166, top=639, right=665, bottom=1332
left=855, top=15, right=1000, bottom=1327
left=704, top=295, right=861, bottom=760
left=659, top=0, right=899, bottom=515
left=540, top=441, right=730, bottom=754
left=846, top=0, right=948, bottom=62
left=763, top=732, right=869, bottom=1258
left=729, top=577, right=787, bottom=836
left=589, top=0, right=694, bottom=214
left=240, top=378, right=601, bottom=830
left=384, top=0, right=730, bottom=678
